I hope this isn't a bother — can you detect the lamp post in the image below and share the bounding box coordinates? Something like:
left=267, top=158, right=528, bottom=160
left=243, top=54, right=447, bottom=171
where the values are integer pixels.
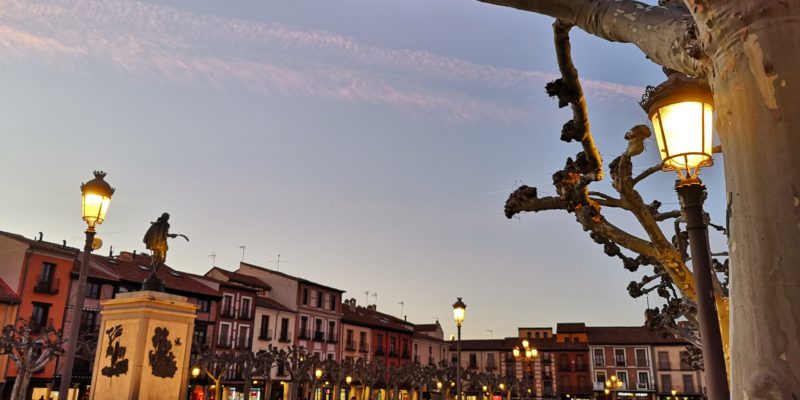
left=604, top=375, right=622, bottom=400
left=670, top=389, right=677, bottom=400
left=452, top=298, right=466, bottom=400
left=641, top=73, right=729, bottom=400
left=59, top=171, right=114, bottom=399
left=189, top=365, right=201, bottom=400
left=512, top=339, right=537, bottom=400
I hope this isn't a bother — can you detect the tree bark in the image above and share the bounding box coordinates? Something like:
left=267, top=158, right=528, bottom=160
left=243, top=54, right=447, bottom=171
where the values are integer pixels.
left=696, top=1, right=800, bottom=396
left=10, top=369, right=32, bottom=400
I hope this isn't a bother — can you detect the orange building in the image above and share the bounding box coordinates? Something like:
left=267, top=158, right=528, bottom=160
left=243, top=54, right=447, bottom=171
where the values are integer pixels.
left=0, top=231, right=79, bottom=398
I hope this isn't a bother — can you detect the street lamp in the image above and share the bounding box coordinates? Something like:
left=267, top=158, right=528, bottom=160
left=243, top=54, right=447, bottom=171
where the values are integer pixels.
left=188, top=366, right=201, bottom=400
left=604, top=375, right=622, bottom=400
left=452, top=297, right=466, bottom=400
left=59, top=171, right=115, bottom=398
left=670, top=389, right=678, bottom=399
left=641, top=73, right=730, bottom=400
left=512, top=339, right=537, bottom=400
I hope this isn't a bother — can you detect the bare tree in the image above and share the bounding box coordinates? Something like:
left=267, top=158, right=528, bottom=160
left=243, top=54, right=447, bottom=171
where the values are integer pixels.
left=476, top=0, right=800, bottom=393
left=0, top=319, right=65, bottom=400
left=198, top=347, right=237, bottom=400
left=255, top=348, right=278, bottom=400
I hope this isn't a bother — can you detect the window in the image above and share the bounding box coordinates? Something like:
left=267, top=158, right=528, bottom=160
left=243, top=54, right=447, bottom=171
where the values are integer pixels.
left=316, top=291, right=323, bottom=308
left=41, top=262, right=56, bottom=284
left=80, top=310, right=99, bottom=333
left=31, top=303, right=50, bottom=327
left=221, top=294, right=234, bottom=317
left=576, top=354, right=585, bottom=370
left=85, top=282, right=101, bottom=299
left=561, top=376, right=570, bottom=391
left=260, top=315, right=270, bottom=339
left=238, top=325, right=250, bottom=349
left=328, top=321, right=336, bottom=342
left=469, top=353, right=477, bottom=368
left=428, top=346, right=433, bottom=365
left=682, top=374, right=695, bottom=394
left=240, top=297, right=252, bottom=319
left=280, top=318, right=290, bottom=341
left=300, top=316, right=309, bottom=338
left=390, top=336, right=397, bottom=355
left=303, top=288, right=309, bottom=305
left=594, top=349, right=605, bottom=366
left=194, top=321, right=209, bottom=347
left=314, top=318, right=323, bottom=340
left=573, top=337, right=579, bottom=343
left=487, top=353, right=496, bottom=369
left=359, top=331, right=367, bottom=351
left=658, top=351, right=671, bottom=370
left=330, top=294, right=336, bottom=311
left=376, top=334, right=384, bottom=353
left=543, top=332, right=548, bottom=338
left=219, top=323, right=231, bottom=347
left=679, top=351, right=692, bottom=369
left=197, top=299, right=211, bottom=313
left=595, top=371, right=607, bottom=384
left=614, top=348, right=627, bottom=366
left=637, top=371, right=650, bottom=389
left=346, top=329, right=354, bottom=349
left=616, top=371, right=628, bottom=389
left=661, top=375, right=673, bottom=391
left=535, top=332, right=540, bottom=338
left=635, top=348, right=649, bottom=367
left=526, top=332, right=531, bottom=338
left=559, top=354, right=569, bottom=371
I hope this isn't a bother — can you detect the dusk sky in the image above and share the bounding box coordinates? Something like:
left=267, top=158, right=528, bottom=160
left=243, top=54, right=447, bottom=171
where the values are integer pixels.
left=0, top=0, right=728, bottom=340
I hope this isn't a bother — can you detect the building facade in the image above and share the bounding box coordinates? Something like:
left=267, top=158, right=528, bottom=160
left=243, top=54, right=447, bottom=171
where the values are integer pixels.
left=552, top=323, right=592, bottom=399
left=587, top=327, right=657, bottom=398
left=651, top=343, right=705, bottom=399
left=412, top=321, right=447, bottom=367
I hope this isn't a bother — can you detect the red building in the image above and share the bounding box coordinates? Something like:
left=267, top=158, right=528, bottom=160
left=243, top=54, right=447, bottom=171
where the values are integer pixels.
left=0, top=231, right=79, bottom=398
left=553, top=323, right=592, bottom=399
left=341, top=300, right=414, bottom=367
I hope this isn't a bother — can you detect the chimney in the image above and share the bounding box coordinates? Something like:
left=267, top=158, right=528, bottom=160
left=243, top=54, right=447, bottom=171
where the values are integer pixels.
left=109, top=246, right=114, bottom=258
left=404, top=315, right=407, bottom=321
left=62, top=240, right=67, bottom=247
left=38, top=232, right=43, bottom=241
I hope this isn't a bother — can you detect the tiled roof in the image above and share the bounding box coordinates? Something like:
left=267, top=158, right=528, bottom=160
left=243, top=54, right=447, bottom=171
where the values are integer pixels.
left=238, top=262, right=345, bottom=293
left=414, top=323, right=439, bottom=332
left=211, top=267, right=272, bottom=290
left=0, top=278, right=20, bottom=304
left=556, top=322, right=587, bottom=333
left=256, top=296, right=295, bottom=313
left=86, top=253, right=220, bottom=298
left=587, top=326, right=686, bottom=345
left=0, top=230, right=80, bottom=257
left=449, top=337, right=587, bottom=352
left=342, top=306, right=414, bottom=333
left=452, top=339, right=512, bottom=351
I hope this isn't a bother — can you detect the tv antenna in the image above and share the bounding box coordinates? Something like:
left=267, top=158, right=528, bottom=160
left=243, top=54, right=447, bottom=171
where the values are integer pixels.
left=486, top=329, right=494, bottom=339
left=209, top=252, right=216, bottom=267
left=371, top=292, right=378, bottom=307
left=364, top=291, right=370, bottom=305
left=267, top=254, right=290, bottom=271
left=398, top=301, right=405, bottom=317
left=239, top=245, right=246, bottom=262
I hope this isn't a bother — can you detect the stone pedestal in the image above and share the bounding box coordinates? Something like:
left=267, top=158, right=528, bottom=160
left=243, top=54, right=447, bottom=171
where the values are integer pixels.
left=89, top=291, right=197, bottom=400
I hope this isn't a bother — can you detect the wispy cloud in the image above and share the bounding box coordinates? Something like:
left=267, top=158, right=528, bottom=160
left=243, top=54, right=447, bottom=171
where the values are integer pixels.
left=0, top=0, right=643, bottom=121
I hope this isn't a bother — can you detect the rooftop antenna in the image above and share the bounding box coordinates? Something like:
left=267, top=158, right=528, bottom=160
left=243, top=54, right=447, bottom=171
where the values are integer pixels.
left=239, top=246, right=246, bottom=262
left=646, top=293, right=651, bottom=309
left=487, top=329, right=494, bottom=339
left=267, top=254, right=290, bottom=271
left=398, top=301, right=405, bottom=317
left=364, top=291, right=370, bottom=305
left=432, top=316, right=439, bottom=322
left=371, top=292, right=378, bottom=308
left=209, top=252, right=216, bottom=267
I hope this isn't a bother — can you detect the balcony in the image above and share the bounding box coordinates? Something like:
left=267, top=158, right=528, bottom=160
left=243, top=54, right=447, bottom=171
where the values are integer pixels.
left=615, top=357, right=627, bottom=367
left=389, top=350, right=398, bottom=358
left=278, top=331, right=292, bottom=343
left=313, top=331, right=325, bottom=342
left=258, top=329, right=273, bottom=341
left=220, top=306, right=235, bottom=318
left=345, top=341, right=356, bottom=351
left=327, top=333, right=338, bottom=344
left=359, top=344, right=369, bottom=353
left=375, top=348, right=385, bottom=357
left=541, top=357, right=552, bottom=364
left=558, top=364, right=570, bottom=372
left=299, top=330, right=311, bottom=340
left=576, top=364, right=587, bottom=371
left=29, top=318, right=54, bottom=333
left=636, top=382, right=651, bottom=390
left=33, top=277, right=59, bottom=295
left=486, top=364, right=497, bottom=371
left=658, top=362, right=672, bottom=370
left=401, top=351, right=410, bottom=360
left=217, top=339, right=231, bottom=349
left=239, top=310, right=252, bottom=320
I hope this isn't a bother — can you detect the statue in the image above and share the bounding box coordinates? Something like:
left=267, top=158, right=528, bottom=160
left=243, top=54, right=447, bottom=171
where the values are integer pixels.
left=141, top=213, right=188, bottom=291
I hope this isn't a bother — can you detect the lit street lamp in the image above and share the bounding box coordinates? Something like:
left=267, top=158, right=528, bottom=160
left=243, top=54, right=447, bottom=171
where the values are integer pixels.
left=189, top=365, right=201, bottom=400
left=59, top=171, right=114, bottom=398
left=604, top=375, right=622, bottom=400
left=452, top=298, right=466, bottom=400
left=641, top=73, right=730, bottom=400
left=512, top=339, right=537, bottom=400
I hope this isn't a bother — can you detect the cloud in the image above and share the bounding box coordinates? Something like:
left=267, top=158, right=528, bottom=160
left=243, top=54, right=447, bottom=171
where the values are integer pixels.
left=0, top=0, right=643, bottom=122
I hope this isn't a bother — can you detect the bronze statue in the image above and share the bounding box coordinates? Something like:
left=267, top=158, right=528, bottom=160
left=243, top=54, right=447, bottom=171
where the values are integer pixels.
left=142, top=213, right=188, bottom=291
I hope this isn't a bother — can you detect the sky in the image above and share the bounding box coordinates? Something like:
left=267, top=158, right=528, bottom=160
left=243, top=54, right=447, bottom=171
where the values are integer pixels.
left=0, top=0, right=728, bottom=340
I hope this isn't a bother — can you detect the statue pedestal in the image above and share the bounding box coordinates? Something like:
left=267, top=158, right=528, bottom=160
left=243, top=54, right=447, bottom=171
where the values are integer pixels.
left=89, top=291, right=197, bottom=400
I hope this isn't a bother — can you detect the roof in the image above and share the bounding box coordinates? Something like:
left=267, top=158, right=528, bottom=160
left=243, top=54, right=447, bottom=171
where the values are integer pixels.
left=449, top=336, right=588, bottom=352
left=414, top=323, right=439, bottom=332
left=84, top=253, right=221, bottom=298
left=556, top=323, right=587, bottom=333
left=0, top=278, right=20, bottom=304
left=0, top=230, right=80, bottom=258
left=256, top=296, right=295, bottom=313
left=587, top=326, right=687, bottom=345
left=210, top=267, right=272, bottom=290
left=342, top=305, right=414, bottom=334
left=451, top=339, right=511, bottom=351
left=238, top=262, right=345, bottom=293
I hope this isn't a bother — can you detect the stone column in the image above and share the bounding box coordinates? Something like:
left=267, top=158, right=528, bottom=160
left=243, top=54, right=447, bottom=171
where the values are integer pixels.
left=89, top=291, right=196, bottom=400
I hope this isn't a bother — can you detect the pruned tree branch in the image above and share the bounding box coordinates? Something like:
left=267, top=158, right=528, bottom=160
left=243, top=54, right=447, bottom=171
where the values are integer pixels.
left=477, top=0, right=707, bottom=77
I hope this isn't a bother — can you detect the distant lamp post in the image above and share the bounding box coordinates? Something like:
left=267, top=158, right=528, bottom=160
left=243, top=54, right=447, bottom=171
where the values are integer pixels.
left=671, top=389, right=678, bottom=399
left=604, top=375, right=622, bottom=400
left=641, top=73, right=730, bottom=400
left=512, top=339, right=537, bottom=400
left=188, top=366, right=201, bottom=400
left=59, top=171, right=114, bottom=398
left=452, top=297, right=466, bottom=400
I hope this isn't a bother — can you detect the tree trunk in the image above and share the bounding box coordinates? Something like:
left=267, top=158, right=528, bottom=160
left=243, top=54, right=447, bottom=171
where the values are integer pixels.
left=288, top=382, right=298, bottom=400
left=244, top=379, right=253, bottom=400
left=10, top=369, right=32, bottom=400
left=697, top=2, right=800, bottom=396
